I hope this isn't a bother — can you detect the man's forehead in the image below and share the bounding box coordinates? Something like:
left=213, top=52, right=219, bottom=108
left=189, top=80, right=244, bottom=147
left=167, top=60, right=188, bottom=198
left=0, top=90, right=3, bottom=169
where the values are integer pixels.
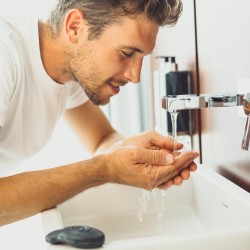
left=97, top=14, right=158, bottom=54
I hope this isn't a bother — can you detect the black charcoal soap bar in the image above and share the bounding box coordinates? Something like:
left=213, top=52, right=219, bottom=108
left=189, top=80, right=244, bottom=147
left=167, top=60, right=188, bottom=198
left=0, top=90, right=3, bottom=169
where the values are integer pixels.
left=45, top=225, right=105, bottom=249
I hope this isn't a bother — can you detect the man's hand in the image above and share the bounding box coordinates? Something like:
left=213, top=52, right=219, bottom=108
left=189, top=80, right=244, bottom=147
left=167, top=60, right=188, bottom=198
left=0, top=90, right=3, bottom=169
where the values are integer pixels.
left=120, top=130, right=183, bottom=152
left=112, top=131, right=199, bottom=188
left=105, top=146, right=199, bottom=190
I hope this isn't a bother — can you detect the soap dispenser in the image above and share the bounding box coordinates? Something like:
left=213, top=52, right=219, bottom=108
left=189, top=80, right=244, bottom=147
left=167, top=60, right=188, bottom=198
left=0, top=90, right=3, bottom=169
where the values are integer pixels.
left=153, top=56, right=177, bottom=134
left=153, top=56, right=194, bottom=150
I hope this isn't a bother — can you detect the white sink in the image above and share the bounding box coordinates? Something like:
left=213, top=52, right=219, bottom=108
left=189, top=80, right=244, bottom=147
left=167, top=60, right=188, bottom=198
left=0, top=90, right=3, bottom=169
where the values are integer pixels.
left=42, top=166, right=250, bottom=250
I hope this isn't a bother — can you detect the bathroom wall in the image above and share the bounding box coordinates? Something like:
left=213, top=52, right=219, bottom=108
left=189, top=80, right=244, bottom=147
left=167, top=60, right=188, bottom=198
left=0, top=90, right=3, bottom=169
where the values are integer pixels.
left=152, top=0, right=201, bottom=154
left=152, top=0, right=250, bottom=191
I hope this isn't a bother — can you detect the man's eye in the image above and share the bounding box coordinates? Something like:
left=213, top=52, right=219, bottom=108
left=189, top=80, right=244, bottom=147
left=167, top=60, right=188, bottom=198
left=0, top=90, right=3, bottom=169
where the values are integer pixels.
left=121, top=51, right=134, bottom=58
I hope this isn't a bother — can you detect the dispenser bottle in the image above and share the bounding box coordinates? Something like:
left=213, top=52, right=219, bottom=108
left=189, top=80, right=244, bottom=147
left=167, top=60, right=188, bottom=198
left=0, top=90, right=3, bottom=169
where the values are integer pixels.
left=153, top=56, right=177, bottom=134
left=153, top=56, right=194, bottom=150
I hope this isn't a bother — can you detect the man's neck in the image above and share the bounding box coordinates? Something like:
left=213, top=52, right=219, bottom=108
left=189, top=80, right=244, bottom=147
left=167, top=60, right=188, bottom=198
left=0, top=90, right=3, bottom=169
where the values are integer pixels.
left=38, top=21, right=70, bottom=84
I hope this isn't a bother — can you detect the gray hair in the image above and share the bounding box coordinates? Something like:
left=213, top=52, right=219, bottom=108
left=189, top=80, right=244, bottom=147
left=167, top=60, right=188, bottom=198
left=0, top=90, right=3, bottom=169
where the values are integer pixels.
left=48, top=0, right=183, bottom=40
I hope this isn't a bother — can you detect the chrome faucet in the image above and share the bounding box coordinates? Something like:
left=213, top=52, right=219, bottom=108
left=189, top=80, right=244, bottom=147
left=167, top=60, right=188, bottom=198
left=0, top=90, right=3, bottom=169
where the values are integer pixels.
left=162, top=93, right=250, bottom=151
left=162, top=94, right=244, bottom=111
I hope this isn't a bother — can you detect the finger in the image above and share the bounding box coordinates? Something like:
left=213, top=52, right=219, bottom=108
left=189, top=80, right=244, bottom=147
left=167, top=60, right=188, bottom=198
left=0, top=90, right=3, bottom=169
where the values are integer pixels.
left=188, top=162, right=197, bottom=172
left=173, top=176, right=183, bottom=185
left=175, top=151, right=182, bottom=157
left=180, top=168, right=190, bottom=180
left=157, top=162, right=196, bottom=189
left=165, top=153, right=175, bottom=164
left=159, top=169, right=190, bottom=188
left=158, top=179, right=173, bottom=190
left=158, top=149, right=181, bottom=158
left=154, top=151, right=199, bottom=186
left=134, top=148, right=174, bottom=166
left=146, top=131, right=183, bottom=151
left=174, top=151, right=199, bottom=172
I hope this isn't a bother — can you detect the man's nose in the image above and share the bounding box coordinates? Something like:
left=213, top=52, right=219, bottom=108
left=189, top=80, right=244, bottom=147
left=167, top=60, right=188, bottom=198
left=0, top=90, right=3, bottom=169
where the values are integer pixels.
left=124, top=58, right=143, bottom=84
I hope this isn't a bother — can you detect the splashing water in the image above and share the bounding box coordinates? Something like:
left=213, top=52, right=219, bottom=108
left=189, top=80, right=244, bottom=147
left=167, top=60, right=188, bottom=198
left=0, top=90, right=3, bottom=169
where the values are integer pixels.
left=156, top=190, right=169, bottom=222
left=137, top=189, right=169, bottom=222
left=137, top=189, right=151, bottom=222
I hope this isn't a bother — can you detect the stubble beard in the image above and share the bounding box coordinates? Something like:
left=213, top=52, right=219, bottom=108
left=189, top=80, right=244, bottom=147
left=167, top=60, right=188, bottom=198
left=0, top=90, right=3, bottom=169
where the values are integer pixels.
left=78, top=78, right=104, bottom=106
left=65, top=52, right=106, bottom=106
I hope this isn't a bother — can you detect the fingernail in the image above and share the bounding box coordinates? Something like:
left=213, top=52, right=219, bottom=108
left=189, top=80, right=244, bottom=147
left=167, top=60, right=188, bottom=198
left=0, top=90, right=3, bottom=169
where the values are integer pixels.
left=192, top=152, right=199, bottom=159
left=166, top=154, right=174, bottom=164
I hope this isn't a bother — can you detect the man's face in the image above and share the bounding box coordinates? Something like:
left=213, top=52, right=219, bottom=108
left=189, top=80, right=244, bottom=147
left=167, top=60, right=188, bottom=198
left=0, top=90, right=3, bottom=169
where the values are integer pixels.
left=66, top=14, right=159, bottom=105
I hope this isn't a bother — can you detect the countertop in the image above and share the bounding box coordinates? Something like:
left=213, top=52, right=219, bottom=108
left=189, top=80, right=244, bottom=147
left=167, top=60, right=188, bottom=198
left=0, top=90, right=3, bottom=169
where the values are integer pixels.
left=0, top=214, right=46, bottom=250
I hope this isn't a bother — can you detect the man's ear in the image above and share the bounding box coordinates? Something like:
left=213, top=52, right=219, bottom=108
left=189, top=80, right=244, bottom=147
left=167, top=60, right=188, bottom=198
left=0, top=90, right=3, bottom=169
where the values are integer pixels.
left=64, top=9, right=87, bottom=43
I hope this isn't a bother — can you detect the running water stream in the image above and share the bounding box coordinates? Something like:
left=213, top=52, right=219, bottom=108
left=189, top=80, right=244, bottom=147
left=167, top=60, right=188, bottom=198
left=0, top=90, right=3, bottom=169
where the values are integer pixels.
left=170, top=110, right=180, bottom=156
left=137, top=111, right=180, bottom=222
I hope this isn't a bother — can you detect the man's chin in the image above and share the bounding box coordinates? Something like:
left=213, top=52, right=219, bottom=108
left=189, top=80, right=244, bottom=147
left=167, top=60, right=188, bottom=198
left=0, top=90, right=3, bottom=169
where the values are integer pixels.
left=90, top=97, right=111, bottom=106
left=100, top=98, right=111, bottom=106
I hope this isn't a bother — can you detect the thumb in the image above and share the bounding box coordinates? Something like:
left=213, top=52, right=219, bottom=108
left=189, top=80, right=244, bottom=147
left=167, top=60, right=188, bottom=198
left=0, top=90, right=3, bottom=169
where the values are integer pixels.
left=138, top=149, right=174, bottom=166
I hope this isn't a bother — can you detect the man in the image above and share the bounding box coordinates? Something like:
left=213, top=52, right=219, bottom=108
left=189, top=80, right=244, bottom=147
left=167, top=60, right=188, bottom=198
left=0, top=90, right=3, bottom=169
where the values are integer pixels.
left=0, top=0, right=199, bottom=226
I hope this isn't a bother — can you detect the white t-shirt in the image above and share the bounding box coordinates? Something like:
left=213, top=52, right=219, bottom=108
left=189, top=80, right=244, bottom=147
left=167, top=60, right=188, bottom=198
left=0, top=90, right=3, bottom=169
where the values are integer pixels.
left=0, top=17, right=88, bottom=175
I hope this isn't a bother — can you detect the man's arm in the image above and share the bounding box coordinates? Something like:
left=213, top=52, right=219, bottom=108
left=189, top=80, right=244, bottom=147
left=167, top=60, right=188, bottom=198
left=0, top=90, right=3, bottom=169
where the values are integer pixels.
left=63, top=100, right=124, bottom=154
left=0, top=155, right=107, bottom=226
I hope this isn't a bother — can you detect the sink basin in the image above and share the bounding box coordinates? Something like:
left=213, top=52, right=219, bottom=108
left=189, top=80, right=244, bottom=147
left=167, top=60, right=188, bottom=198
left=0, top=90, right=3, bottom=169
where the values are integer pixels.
left=42, top=166, right=250, bottom=250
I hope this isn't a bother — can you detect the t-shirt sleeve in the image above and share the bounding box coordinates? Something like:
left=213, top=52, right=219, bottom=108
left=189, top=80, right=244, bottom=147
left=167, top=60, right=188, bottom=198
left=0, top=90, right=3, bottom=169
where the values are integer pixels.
left=0, top=41, right=16, bottom=126
left=65, top=81, right=89, bottom=109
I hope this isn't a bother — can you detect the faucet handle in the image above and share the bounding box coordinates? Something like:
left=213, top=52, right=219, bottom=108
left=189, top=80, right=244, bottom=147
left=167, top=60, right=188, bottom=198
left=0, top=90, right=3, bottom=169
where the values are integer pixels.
left=241, top=93, right=250, bottom=151
left=242, top=115, right=250, bottom=150
left=242, top=93, right=250, bottom=112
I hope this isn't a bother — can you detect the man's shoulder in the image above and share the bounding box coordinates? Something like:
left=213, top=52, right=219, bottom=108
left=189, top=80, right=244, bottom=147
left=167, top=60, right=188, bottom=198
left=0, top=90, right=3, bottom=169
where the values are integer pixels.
left=0, top=16, right=37, bottom=44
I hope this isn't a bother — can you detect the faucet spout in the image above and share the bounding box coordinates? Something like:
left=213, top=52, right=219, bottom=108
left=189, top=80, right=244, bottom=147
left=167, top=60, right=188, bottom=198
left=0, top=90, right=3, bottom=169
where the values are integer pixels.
left=162, top=94, right=244, bottom=112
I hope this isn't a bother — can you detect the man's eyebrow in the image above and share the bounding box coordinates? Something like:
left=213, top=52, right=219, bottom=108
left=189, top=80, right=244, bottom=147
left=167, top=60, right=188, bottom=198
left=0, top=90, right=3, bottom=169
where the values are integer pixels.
left=120, top=46, right=153, bottom=55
